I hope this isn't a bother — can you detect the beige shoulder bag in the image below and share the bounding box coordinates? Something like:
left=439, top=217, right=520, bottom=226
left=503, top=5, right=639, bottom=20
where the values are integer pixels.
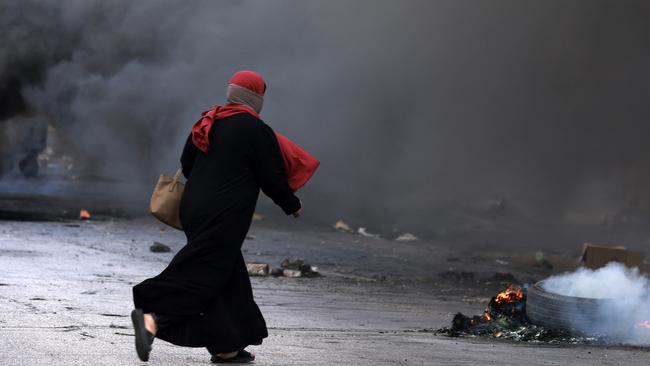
left=149, top=168, right=184, bottom=230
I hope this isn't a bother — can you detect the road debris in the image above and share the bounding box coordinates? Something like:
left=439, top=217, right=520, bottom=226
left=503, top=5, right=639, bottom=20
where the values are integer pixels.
left=357, top=227, right=380, bottom=239
left=150, top=242, right=171, bottom=253
left=246, top=263, right=270, bottom=276
left=245, top=234, right=256, bottom=240
left=245, top=259, right=321, bottom=278
left=334, top=220, right=352, bottom=232
left=437, top=284, right=605, bottom=344
left=282, top=269, right=302, bottom=278
left=395, top=233, right=418, bottom=242
left=79, top=209, right=91, bottom=220
left=252, top=213, right=264, bottom=221
left=281, top=257, right=320, bottom=278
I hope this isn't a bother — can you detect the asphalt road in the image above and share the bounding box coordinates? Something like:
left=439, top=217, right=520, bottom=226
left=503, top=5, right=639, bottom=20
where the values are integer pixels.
left=1, top=217, right=649, bottom=365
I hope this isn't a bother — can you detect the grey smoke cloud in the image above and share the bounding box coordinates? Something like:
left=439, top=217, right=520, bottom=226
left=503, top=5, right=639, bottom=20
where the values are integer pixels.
left=542, top=263, right=650, bottom=345
left=2, top=0, right=650, bottom=236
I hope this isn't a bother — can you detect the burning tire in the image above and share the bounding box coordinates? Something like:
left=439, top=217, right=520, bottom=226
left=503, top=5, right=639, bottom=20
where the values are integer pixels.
left=526, top=280, right=615, bottom=335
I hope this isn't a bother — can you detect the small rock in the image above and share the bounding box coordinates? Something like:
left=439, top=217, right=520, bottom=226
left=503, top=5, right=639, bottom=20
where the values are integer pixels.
left=281, top=257, right=304, bottom=270
left=246, top=263, right=270, bottom=276
left=279, top=258, right=320, bottom=277
left=283, top=269, right=302, bottom=278
left=301, top=265, right=321, bottom=278
left=150, top=242, right=171, bottom=253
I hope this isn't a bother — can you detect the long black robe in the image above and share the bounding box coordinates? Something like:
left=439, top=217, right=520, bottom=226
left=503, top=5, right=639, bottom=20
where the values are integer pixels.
left=133, top=113, right=301, bottom=352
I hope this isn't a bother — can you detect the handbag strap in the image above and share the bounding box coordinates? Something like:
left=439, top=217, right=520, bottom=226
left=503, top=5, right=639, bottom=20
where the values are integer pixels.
left=168, top=168, right=183, bottom=192
left=172, top=168, right=182, bottom=182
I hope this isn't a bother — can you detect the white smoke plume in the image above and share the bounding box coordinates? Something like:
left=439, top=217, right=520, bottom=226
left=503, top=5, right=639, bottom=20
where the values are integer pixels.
left=542, top=262, right=650, bottom=345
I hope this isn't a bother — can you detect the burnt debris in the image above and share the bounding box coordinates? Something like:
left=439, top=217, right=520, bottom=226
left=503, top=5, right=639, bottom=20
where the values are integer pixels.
left=436, top=283, right=606, bottom=344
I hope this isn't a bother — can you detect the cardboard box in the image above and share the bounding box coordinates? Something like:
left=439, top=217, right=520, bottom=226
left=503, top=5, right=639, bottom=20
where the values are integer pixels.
left=580, top=243, right=645, bottom=271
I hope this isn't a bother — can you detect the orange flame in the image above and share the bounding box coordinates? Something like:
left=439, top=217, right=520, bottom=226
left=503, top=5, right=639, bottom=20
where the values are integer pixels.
left=635, top=320, right=650, bottom=330
left=79, top=210, right=91, bottom=220
left=494, top=285, right=524, bottom=305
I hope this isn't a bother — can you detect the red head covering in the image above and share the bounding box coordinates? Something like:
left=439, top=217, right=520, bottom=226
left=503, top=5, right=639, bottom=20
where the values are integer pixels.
left=192, top=70, right=265, bottom=151
left=190, top=70, right=319, bottom=192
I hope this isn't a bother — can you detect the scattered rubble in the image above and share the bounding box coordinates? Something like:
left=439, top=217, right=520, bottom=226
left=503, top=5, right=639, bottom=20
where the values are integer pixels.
left=281, top=257, right=320, bottom=278
left=246, top=263, right=270, bottom=276
left=246, top=258, right=321, bottom=278
left=395, top=233, right=418, bottom=242
left=149, top=242, right=171, bottom=253
left=282, top=269, right=303, bottom=278
left=270, top=267, right=284, bottom=277
left=334, top=220, right=352, bottom=232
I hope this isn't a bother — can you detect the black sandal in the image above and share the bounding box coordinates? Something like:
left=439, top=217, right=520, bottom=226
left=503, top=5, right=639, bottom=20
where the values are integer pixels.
left=131, top=309, right=155, bottom=362
left=210, top=349, right=255, bottom=364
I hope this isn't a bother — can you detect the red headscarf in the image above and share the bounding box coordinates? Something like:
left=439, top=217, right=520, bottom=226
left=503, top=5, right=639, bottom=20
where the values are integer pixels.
left=191, top=70, right=319, bottom=191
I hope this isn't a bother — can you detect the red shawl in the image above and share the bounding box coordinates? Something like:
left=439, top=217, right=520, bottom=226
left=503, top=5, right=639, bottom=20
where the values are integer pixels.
left=191, top=70, right=319, bottom=191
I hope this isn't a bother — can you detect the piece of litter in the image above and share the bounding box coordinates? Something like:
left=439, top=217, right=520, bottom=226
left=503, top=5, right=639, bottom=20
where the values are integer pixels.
left=334, top=220, right=352, bottom=232
left=252, top=213, right=264, bottom=221
left=395, top=233, right=418, bottom=242
left=495, top=259, right=509, bottom=265
left=358, top=227, right=380, bottom=239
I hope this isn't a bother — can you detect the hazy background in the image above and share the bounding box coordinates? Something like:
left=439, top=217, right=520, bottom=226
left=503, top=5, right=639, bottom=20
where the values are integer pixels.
left=2, top=0, right=650, bottom=245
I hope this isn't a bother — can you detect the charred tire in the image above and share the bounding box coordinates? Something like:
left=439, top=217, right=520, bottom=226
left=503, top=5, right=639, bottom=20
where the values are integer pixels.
left=526, top=280, right=615, bottom=335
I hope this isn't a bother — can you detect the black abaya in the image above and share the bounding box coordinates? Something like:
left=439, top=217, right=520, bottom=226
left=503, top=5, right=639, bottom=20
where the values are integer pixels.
left=133, top=113, right=300, bottom=353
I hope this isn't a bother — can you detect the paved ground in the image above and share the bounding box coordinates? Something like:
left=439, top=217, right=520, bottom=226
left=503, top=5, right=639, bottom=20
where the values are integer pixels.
left=1, top=216, right=649, bottom=365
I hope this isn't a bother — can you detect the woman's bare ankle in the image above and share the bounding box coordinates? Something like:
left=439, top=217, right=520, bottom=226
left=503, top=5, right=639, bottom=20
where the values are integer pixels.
left=143, top=313, right=158, bottom=335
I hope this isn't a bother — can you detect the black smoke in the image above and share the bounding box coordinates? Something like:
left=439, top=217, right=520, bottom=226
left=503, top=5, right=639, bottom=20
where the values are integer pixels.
left=2, top=0, right=650, bottom=244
